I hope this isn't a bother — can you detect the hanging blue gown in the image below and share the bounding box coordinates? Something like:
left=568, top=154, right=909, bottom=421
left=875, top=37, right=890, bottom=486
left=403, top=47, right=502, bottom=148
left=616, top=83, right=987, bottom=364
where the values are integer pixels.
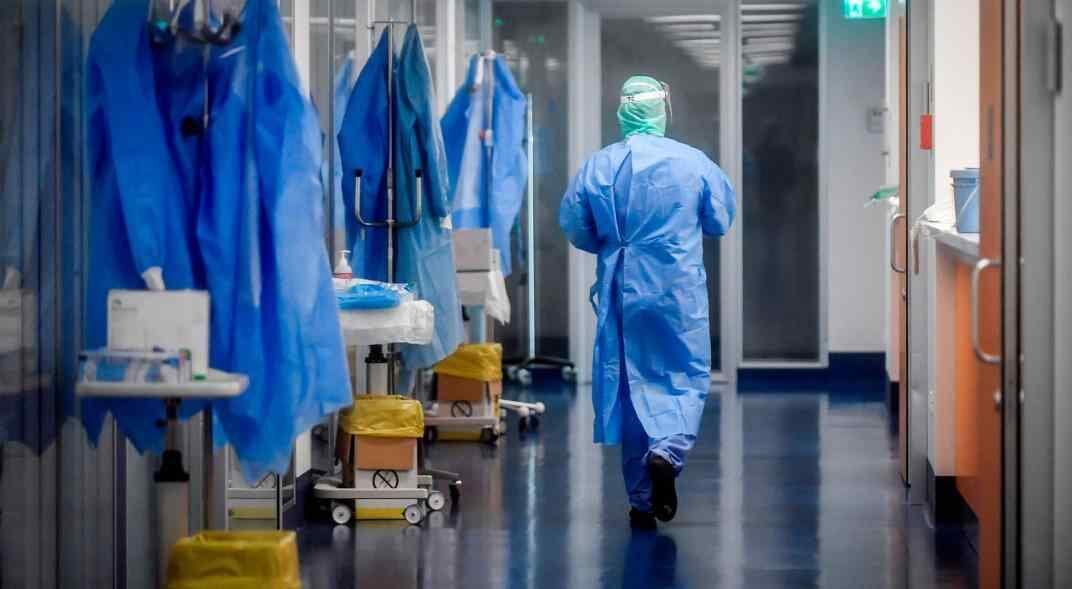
left=441, top=53, right=528, bottom=276
left=85, top=0, right=351, bottom=481
left=339, top=26, right=463, bottom=371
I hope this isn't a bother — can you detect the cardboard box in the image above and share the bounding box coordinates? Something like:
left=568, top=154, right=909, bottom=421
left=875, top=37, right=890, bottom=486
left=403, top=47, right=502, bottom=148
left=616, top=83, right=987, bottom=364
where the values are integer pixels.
left=337, top=432, right=416, bottom=475
left=452, top=229, right=494, bottom=272
left=437, top=373, right=502, bottom=402
left=107, top=290, right=210, bottom=378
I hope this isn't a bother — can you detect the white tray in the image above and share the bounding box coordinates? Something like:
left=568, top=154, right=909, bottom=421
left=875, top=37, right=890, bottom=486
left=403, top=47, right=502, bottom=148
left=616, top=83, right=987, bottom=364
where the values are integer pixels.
left=76, top=368, right=248, bottom=399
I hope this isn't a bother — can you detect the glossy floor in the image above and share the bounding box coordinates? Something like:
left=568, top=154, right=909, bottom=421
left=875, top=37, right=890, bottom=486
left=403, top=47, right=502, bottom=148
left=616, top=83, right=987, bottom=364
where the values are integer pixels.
left=298, top=378, right=977, bottom=588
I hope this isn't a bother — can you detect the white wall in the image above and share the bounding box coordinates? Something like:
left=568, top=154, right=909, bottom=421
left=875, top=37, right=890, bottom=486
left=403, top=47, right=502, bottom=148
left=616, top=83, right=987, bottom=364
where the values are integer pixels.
left=931, top=0, right=980, bottom=208
left=821, top=7, right=889, bottom=352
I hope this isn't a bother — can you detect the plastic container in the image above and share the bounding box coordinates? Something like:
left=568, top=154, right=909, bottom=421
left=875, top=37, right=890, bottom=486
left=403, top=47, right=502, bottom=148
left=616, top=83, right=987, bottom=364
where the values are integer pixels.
left=951, top=167, right=980, bottom=234
left=166, top=531, right=300, bottom=589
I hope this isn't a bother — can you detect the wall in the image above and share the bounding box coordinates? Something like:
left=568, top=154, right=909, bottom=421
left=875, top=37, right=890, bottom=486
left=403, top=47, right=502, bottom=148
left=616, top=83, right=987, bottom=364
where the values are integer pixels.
left=821, top=6, right=888, bottom=353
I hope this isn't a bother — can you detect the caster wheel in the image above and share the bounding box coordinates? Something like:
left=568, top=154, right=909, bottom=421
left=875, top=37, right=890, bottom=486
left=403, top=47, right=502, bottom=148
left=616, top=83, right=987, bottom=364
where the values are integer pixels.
left=479, top=427, right=499, bottom=445
left=331, top=502, right=353, bottom=525
left=449, top=483, right=461, bottom=504
left=404, top=503, right=424, bottom=525
left=424, top=426, right=439, bottom=444
left=517, top=369, right=532, bottom=386
left=427, top=491, right=446, bottom=511
left=561, top=365, right=577, bottom=382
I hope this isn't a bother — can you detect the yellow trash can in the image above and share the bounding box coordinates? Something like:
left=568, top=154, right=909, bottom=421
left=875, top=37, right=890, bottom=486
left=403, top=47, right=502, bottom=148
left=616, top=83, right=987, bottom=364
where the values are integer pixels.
left=166, top=531, right=301, bottom=589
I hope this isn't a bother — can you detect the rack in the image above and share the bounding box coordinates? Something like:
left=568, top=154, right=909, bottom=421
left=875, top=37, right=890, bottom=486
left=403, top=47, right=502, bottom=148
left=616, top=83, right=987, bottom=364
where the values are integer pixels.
left=316, top=17, right=459, bottom=523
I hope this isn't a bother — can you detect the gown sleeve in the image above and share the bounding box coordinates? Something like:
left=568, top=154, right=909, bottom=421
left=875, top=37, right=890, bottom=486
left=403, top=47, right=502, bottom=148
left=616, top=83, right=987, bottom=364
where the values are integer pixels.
left=699, top=158, right=736, bottom=237
left=559, top=159, right=603, bottom=254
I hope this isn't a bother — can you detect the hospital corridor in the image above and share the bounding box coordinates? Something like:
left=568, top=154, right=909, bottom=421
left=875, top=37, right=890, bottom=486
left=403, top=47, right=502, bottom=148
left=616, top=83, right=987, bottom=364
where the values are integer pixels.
left=1, top=0, right=1070, bottom=588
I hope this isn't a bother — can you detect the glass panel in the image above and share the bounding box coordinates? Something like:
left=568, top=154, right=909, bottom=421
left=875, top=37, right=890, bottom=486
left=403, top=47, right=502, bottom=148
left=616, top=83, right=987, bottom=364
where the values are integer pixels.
left=740, top=0, right=821, bottom=362
left=416, top=0, right=437, bottom=85
left=493, top=2, right=570, bottom=360
left=600, top=15, right=723, bottom=372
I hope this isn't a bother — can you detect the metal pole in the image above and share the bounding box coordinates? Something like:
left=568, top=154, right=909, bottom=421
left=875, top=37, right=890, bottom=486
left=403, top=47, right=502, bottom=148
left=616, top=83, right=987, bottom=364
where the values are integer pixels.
left=327, top=0, right=337, bottom=260
left=525, top=94, right=536, bottom=359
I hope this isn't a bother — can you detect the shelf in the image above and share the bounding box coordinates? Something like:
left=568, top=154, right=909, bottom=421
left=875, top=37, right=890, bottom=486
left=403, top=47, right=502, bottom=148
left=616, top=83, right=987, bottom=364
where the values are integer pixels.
left=76, top=368, right=248, bottom=399
left=920, top=221, right=979, bottom=262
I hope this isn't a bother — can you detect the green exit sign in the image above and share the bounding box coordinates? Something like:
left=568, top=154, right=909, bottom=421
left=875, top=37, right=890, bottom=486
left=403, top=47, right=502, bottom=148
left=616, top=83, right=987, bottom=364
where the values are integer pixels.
left=843, top=0, right=887, bottom=19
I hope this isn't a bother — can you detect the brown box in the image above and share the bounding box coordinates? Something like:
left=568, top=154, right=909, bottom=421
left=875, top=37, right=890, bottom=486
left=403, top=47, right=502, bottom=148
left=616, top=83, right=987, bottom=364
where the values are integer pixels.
left=437, top=373, right=502, bottom=402
left=355, top=436, right=415, bottom=471
left=336, top=432, right=415, bottom=480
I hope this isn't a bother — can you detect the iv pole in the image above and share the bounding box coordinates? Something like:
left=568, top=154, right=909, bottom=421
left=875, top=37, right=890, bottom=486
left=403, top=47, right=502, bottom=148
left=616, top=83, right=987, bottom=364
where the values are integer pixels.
left=352, top=13, right=462, bottom=500
left=503, top=95, right=577, bottom=385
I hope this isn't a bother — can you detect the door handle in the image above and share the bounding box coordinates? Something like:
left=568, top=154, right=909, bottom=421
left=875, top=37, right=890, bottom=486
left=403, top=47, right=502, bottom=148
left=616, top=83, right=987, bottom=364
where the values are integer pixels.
left=971, top=258, right=1002, bottom=365
left=890, top=213, right=907, bottom=274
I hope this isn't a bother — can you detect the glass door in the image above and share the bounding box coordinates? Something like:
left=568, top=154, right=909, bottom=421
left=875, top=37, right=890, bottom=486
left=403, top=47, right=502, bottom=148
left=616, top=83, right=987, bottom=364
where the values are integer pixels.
left=738, top=0, right=822, bottom=365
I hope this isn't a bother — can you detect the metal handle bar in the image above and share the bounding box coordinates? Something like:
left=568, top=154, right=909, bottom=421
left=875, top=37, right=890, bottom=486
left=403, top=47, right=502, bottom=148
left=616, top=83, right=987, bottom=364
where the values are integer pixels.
left=971, top=258, right=1002, bottom=365
left=353, top=169, right=424, bottom=229
left=889, top=213, right=907, bottom=273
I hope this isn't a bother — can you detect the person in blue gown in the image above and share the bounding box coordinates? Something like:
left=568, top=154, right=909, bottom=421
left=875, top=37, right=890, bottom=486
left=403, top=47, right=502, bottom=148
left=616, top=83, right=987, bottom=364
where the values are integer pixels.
left=85, top=0, right=351, bottom=481
left=559, top=75, right=735, bottom=529
left=338, top=25, right=463, bottom=376
left=441, top=52, right=527, bottom=276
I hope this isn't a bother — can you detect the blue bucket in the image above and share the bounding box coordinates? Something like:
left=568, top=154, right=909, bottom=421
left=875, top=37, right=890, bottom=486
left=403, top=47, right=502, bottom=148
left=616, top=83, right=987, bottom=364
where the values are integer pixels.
left=951, top=168, right=980, bottom=234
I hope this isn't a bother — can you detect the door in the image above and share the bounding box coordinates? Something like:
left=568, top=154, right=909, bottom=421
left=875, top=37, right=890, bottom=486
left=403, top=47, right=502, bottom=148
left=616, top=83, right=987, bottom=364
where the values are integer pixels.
left=972, top=0, right=1019, bottom=586
left=896, top=15, right=909, bottom=484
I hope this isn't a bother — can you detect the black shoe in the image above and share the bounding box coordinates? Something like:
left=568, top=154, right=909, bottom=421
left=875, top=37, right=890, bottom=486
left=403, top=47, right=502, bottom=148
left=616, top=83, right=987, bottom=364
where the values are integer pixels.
left=648, top=455, right=678, bottom=522
left=629, top=508, right=657, bottom=530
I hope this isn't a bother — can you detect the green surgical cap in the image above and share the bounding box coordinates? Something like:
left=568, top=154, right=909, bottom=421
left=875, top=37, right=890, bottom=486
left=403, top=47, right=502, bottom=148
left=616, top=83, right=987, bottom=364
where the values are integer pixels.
left=617, top=75, right=667, bottom=138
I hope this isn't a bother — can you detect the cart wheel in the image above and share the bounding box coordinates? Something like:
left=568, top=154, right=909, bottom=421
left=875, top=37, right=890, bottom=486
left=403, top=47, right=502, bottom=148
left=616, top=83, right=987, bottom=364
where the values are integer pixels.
left=427, top=491, right=446, bottom=511
left=533, top=402, right=546, bottom=415
left=561, top=365, right=577, bottom=382
left=449, top=483, right=461, bottom=504
left=331, top=502, right=353, bottom=525
left=479, top=427, right=499, bottom=445
left=424, top=426, right=439, bottom=444
left=517, top=369, right=533, bottom=386
left=404, top=503, right=424, bottom=525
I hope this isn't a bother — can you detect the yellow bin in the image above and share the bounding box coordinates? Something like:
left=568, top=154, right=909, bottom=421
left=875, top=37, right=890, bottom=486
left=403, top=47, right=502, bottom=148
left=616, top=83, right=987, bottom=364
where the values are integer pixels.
left=167, top=531, right=301, bottom=589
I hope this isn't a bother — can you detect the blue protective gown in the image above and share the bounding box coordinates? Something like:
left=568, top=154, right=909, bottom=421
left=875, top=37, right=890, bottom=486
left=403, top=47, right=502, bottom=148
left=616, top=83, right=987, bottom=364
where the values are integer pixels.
left=559, top=134, right=735, bottom=446
left=441, top=53, right=527, bottom=275
left=85, top=0, right=351, bottom=480
left=339, top=25, right=463, bottom=371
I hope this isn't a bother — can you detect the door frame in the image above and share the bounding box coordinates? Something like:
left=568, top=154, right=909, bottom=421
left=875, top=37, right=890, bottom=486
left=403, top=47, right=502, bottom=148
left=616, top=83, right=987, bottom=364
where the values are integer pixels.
left=565, top=0, right=741, bottom=384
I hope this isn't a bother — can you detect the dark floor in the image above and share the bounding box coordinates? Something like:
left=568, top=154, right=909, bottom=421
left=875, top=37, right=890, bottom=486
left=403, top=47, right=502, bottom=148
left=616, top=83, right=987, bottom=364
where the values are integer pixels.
left=297, top=375, right=977, bottom=588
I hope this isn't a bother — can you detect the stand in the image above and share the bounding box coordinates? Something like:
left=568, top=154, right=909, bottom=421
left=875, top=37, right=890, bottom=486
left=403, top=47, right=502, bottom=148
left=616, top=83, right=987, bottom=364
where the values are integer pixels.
left=77, top=368, right=249, bottom=585
left=503, top=94, right=577, bottom=385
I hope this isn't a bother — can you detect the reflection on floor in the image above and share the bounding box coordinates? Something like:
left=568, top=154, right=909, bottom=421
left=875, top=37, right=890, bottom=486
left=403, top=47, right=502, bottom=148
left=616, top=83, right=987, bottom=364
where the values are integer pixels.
left=298, top=376, right=977, bottom=588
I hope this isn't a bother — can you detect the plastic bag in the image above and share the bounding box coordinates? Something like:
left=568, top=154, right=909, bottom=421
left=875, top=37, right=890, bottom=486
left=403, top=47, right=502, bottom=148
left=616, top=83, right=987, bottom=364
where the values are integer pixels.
left=433, top=343, right=502, bottom=382
left=336, top=283, right=402, bottom=310
left=167, top=531, right=300, bottom=589
left=339, top=395, right=424, bottom=438
left=338, top=300, right=435, bottom=346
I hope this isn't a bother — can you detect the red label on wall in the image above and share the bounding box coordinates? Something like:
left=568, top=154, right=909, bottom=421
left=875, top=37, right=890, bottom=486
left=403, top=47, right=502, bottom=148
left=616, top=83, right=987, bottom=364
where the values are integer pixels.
left=919, top=114, right=934, bottom=150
